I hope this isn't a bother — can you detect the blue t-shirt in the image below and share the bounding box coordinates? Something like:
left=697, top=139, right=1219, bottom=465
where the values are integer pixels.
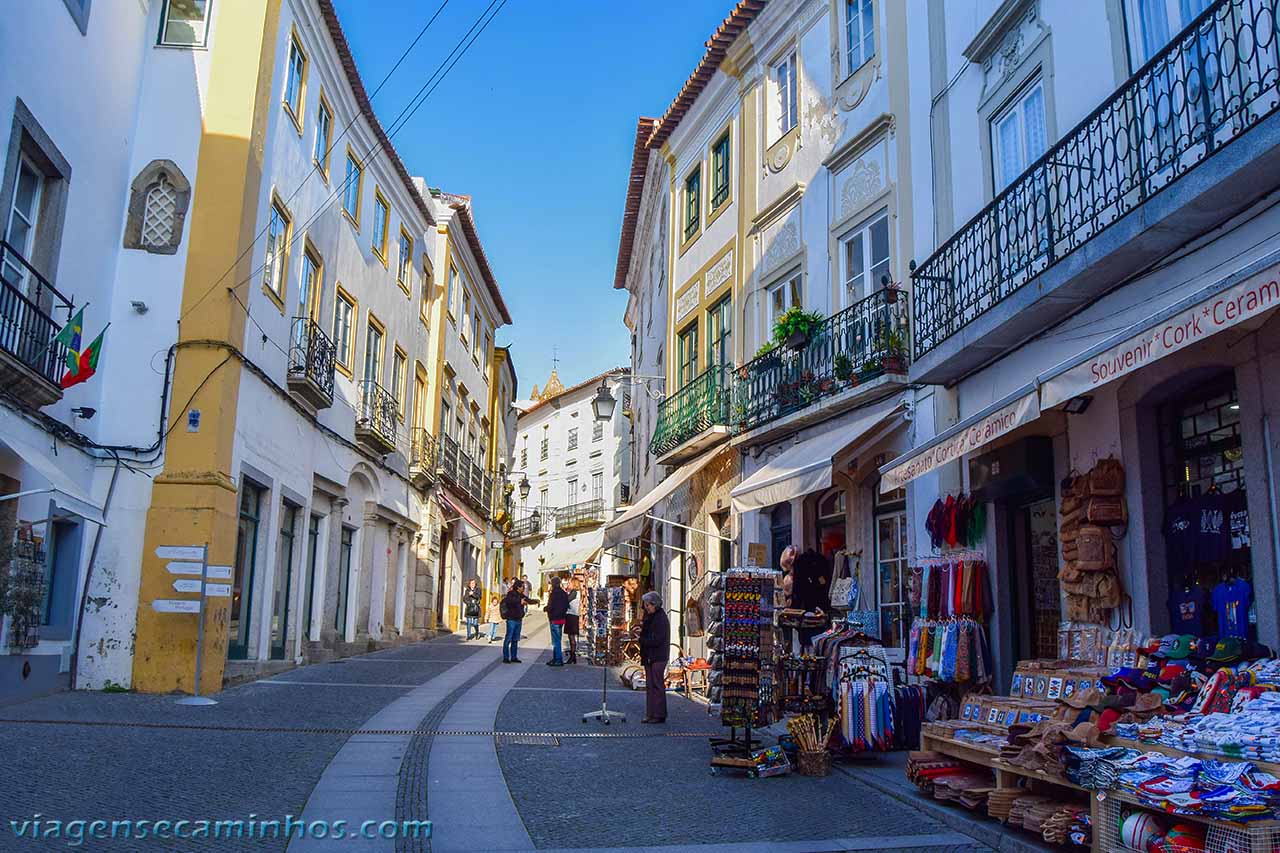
left=1211, top=578, right=1252, bottom=639
left=1169, top=584, right=1209, bottom=635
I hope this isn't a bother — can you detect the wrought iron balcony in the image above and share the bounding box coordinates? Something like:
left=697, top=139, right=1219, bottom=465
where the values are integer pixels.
left=287, top=317, right=336, bottom=409
left=437, top=433, right=495, bottom=518
left=731, top=288, right=909, bottom=436
left=507, top=511, right=546, bottom=541
left=0, top=241, right=75, bottom=407
left=649, top=364, right=730, bottom=461
left=355, top=379, right=397, bottom=454
left=556, top=498, right=606, bottom=534
left=409, top=428, right=437, bottom=489
left=911, top=0, right=1280, bottom=379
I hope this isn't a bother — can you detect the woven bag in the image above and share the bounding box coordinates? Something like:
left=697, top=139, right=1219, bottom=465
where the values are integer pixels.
left=1076, top=525, right=1113, bottom=571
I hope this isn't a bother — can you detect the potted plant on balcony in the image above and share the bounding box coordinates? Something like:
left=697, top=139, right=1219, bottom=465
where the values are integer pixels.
left=752, top=340, right=781, bottom=373
left=878, top=325, right=907, bottom=375
left=882, top=280, right=902, bottom=305
left=773, top=306, right=825, bottom=351
left=833, top=352, right=855, bottom=383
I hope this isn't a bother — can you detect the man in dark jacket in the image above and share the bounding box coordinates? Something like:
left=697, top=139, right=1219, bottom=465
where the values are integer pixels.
left=462, top=579, right=482, bottom=640
left=500, top=580, right=529, bottom=663
left=544, top=577, right=570, bottom=666
left=638, top=591, right=671, bottom=723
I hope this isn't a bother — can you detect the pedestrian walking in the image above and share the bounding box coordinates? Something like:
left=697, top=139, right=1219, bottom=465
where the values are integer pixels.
left=485, top=593, right=502, bottom=642
left=565, top=577, right=581, bottom=664
left=462, top=578, right=482, bottom=640
left=639, top=591, right=670, bottom=724
left=544, top=577, right=569, bottom=666
left=500, top=579, right=529, bottom=663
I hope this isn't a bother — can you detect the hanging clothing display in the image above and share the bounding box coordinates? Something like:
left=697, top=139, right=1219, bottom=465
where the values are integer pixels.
left=906, top=617, right=993, bottom=685
left=925, top=493, right=986, bottom=550
left=909, top=553, right=991, bottom=621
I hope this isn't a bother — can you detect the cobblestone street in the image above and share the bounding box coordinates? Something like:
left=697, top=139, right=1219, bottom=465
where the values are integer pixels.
left=0, top=615, right=995, bottom=852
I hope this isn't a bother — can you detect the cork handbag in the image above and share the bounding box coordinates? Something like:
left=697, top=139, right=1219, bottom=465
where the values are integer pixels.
left=1076, top=525, right=1114, bottom=572
left=1088, top=457, right=1125, bottom=497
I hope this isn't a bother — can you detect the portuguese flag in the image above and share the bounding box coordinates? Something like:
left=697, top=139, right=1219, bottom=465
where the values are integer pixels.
left=60, top=328, right=105, bottom=389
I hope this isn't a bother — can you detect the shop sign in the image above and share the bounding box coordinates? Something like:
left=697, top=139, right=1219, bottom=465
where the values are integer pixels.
left=880, top=391, right=1039, bottom=491
left=1042, top=266, right=1280, bottom=408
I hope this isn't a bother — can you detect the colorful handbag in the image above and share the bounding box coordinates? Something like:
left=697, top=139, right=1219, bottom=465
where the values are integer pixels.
left=829, top=554, right=855, bottom=610
left=844, top=572, right=880, bottom=639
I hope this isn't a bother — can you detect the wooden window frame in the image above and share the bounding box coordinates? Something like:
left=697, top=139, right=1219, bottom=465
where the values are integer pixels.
left=282, top=30, right=308, bottom=135
left=342, top=147, right=363, bottom=229
left=392, top=345, right=408, bottom=421
left=363, top=311, right=387, bottom=387
left=708, top=126, right=733, bottom=223
left=297, top=238, right=324, bottom=322
left=396, top=226, right=414, bottom=296
left=681, top=164, right=702, bottom=250
left=157, top=0, right=213, bottom=47
left=371, top=188, right=390, bottom=266
left=262, top=193, right=292, bottom=311
left=332, top=284, right=357, bottom=378
left=313, top=90, right=334, bottom=182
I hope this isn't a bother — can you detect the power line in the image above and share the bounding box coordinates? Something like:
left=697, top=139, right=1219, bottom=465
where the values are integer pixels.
left=181, top=0, right=508, bottom=328
left=176, top=0, right=452, bottom=324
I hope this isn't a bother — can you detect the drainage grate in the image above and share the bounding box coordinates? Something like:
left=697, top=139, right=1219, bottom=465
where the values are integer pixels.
left=496, top=733, right=560, bottom=746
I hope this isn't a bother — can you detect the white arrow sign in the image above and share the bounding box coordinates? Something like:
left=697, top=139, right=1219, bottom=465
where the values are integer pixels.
left=204, top=583, right=231, bottom=598
left=205, top=565, right=233, bottom=581
left=172, top=579, right=203, bottom=594
left=166, top=561, right=204, bottom=576
left=156, top=545, right=205, bottom=561
left=152, top=599, right=201, bottom=614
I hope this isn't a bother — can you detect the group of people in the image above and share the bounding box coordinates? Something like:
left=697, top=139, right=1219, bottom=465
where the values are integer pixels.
left=460, top=575, right=583, bottom=665
left=459, top=575, right=672, bottom=723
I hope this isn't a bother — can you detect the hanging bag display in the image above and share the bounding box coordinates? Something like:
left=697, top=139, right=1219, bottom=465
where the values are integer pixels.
left=1088, top=457, right=1125, bottom=496
left=1076, top=525, right=1113, bottom=571
left=844, top=572, right=880, bottom=639
left=829, top=553, right=855, bottom=610
left=1086, top=493, right=1128, bottom=526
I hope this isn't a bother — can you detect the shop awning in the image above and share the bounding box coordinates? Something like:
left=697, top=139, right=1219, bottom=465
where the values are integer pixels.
left=732, top=395, right=909, bottom=512
left=602, top=446, right=720, bottom=550
left=535, top=528, right=603, bottom=575
left=438, top=492, right=484, bottom=539
left=1039, top=257, right=1280, bottom=408
left=0, top=433, right=106, bottom=526
left=879, top=387, right=1039, bottom=493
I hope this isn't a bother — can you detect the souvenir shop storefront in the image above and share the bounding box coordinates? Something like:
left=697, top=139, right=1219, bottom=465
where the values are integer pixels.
left=870, top=264, right=1280, bottom=848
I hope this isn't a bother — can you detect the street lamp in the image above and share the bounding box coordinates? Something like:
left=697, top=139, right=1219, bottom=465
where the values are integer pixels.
left=518, top=475, right=531, bottom=501
left=592, top=381, right=617, bottom=422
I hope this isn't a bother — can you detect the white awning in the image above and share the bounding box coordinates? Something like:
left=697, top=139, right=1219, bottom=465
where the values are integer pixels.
left=732, top=395, right=908, bottom=513
left=602, top=446, right=721, bottom=550
left=535, top=527, right=604, bottom=574
left=879, top=386, right=1039, bottom=493
left=0, top=433, right=106, bottom=526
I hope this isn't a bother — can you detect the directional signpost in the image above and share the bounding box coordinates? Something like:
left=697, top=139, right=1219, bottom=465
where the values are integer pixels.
left=155, top=543, right=218, bottom=706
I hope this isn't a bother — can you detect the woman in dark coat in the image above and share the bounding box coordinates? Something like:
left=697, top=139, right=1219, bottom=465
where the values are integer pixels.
left=462, top=579, right=482, bottom=640
left=638, top=591, right=670, bottom=723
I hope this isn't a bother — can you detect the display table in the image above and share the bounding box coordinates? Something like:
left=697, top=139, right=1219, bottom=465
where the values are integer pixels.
left=917, top=725, right=1280, bottom=852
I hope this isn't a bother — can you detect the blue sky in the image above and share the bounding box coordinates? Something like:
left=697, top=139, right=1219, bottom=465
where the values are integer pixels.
left=333, top=0, right=732, bottom=396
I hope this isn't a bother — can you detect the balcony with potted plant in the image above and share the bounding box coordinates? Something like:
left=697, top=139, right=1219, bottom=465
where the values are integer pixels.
left=731, top=285, right=910, bottom=446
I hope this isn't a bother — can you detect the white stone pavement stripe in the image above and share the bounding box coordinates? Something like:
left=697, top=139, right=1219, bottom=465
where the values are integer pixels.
left=334, top=658, right=473, bottom=663
left=260, top=680, right=418, bottom=688
left=425, top=633, right=552, bottom=852
left=534, top=836, right=977, bottom=852
left=287, top=642, right=498, bottom=853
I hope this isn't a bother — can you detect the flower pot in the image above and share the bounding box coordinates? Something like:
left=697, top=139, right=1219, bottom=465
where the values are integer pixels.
left=883, top=355, right=904, bottom=374
left=785, top=330, right=809, bottom=350
left=884, top=287, right=900, bottom=305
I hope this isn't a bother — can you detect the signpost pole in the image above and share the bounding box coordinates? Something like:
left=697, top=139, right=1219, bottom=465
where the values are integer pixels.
left=176, top=543, right=217, bottom=706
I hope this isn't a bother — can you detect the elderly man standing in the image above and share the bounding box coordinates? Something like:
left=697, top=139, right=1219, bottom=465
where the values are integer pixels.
left=638, top=591, right=670, bottom=724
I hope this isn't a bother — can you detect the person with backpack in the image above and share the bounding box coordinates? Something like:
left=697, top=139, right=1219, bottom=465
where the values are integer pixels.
left=500, top=579, right=529, bottom=663
left=462, top=578, right=482, bottom=640
left=544, top=577, right=569, bottom=666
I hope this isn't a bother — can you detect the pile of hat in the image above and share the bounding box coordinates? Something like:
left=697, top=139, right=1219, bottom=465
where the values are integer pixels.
left=1116, top=810, right=1206, bottom=853
left=1000, top=717, right=1107, bottom=778
left=1001, top=794, right=1091, bottom=847
left=931, top=771, right=994, bottom=810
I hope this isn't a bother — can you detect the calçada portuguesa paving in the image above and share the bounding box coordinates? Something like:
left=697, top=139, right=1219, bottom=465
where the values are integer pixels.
left=1, top=614, right=1004, bottom=852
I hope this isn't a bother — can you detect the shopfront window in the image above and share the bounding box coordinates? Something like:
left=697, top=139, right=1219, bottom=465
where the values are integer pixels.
left=1159, top=374, right=1253, bottom=638
left=335, top=525, right=354, bottom=640
left=229, top=480, right=264, bottom=660
left=816, top=488, right=846, bottom=562
left=874, top=485, right=908, bottom=657
left=271, top=502, right=298, bottom=660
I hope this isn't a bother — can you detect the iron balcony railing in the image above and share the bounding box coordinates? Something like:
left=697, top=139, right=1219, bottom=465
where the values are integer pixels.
left=508, top=512, right=545, bottom=540
left=437, top=434, right=495, bottom=517
left=649, top=364, right=730, bottom=457
left=288, top=316, right=336, bottom=402
left=556, top=498, right=606, bottom=533
left=357, top=379, right=398, bottom=448
left=410, top=428, right=437, bottom=478
left=732, top=288, right=909, bottom=434
left=0, top=241, right=75, bottom=388
left=911, top=0, right=1280, bottom=359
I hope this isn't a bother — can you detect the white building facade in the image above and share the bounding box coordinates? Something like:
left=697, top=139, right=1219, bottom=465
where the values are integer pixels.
left=510, top=369, right=628, bottom=593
